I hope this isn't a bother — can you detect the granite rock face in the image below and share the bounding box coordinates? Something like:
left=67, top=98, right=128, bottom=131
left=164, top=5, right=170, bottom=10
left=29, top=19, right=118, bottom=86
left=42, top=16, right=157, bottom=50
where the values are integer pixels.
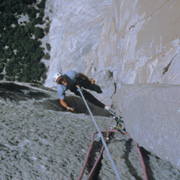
left=42, top=0, right=180, bottom=170
left=0, top=82, right=180, bottom=179
left=113, top=84, right=180, bottom=169
left=44, top=0, right=180, bottom=102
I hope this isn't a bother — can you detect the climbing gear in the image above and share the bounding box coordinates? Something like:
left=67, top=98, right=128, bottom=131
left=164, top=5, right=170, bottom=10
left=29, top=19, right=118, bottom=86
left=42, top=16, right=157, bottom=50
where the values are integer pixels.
left=77, top=86, right=121, bottom=180
left=113, top=116, right=125, bottom=131
left=78, top=97, right=148, bottom=180
left=53, top=72, right=62, bottom=82
left=105, top=105, right=116, bottom=115
left=105, top=106, right=124, bottom=131
left=105, top=105, right=111, bottom=111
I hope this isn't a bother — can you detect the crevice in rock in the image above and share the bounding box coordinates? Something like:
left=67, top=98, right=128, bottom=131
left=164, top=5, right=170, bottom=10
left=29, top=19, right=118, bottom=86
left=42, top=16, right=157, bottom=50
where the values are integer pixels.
left=145, top=0, right=169, bottom=19
left=122, top=139, right=143, bottom=180
left=162, top=53, right=177, bottom=75
left=127, top=0, right=169, bottom=33
left=86, top=140, right=103, bottom=180
left=86, top=132, right=115, bottom=180
left=41, top=96, right=111, bottom=116
left=113, top=82, right=117, bottom=94
left=105, top=70, right=113, bottom=81
left=162, top=60, right=173, bottom=75
left=140, top=147, right=156, bottom=180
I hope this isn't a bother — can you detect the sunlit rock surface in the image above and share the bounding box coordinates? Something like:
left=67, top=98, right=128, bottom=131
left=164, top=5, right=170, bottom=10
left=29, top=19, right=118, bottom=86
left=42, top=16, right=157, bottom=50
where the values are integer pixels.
left=44, top=0, right=180, bottom=101
left=42, top=0, right=180, bottom=170
left=113, top=84, right=180, bottom=169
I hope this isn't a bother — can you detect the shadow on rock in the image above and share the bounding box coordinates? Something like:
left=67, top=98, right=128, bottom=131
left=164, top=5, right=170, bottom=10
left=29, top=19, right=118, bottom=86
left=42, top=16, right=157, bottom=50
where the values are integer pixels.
left=122, top=139, right=143, bottom=180
left=140, top=147, right=156, bottom=180
left=42, top=96, right=111, bottom=117
left=0, top=82, right=111, bottom=116
left=0, top=82, right=50, bottom=101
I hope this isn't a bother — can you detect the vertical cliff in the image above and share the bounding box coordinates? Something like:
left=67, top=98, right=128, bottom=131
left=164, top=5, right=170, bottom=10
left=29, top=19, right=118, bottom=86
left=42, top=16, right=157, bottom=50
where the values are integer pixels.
left=44, top=0, right=121, bottom=103
left=43, top=0, right=180, bottom=168
left=44, top=0, right=180, bottom=98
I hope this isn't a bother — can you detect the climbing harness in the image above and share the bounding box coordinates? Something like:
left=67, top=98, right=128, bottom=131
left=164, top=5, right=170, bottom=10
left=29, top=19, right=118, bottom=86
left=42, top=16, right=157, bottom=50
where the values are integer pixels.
left=77, top=86, right=121, bottom=180
left=77, top=86, right=148, bottom=180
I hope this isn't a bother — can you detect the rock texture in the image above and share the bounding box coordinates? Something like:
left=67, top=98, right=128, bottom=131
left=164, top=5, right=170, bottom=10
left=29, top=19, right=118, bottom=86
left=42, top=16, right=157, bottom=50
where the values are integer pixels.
left=42, top=0, right=180, bottom=172
left=0, top=82, right=180, bottom=179
left=0, top=82, right=109, bottom=179
left=44, top=0, right=180, bottom=101
left=113, top=84, right=180, bottom=169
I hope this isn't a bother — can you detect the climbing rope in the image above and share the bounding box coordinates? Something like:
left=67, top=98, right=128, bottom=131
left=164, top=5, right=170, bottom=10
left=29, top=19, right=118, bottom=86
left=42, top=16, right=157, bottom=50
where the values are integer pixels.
left=77, top=86, right=121, bottom=180
left=78, top=131, right=98, bottom=180
left=136, top=143, right=148, bottom=180
left=78, top=129, right=149, bottom=180
left=77, top=86, right=148, bottom=180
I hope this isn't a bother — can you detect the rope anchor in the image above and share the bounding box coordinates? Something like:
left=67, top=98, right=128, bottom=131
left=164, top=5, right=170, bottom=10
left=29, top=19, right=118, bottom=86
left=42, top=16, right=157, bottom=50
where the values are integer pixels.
left=113, top=116, right=125, bottom=131
left=77, top=86, right=121, bottom=180
left=77, top=86, right=148, bottom=180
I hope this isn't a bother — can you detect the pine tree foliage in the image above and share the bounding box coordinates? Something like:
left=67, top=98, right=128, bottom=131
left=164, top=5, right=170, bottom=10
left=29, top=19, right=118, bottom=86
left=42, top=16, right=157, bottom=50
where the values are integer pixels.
left=0, top=0, right=48, bottom=82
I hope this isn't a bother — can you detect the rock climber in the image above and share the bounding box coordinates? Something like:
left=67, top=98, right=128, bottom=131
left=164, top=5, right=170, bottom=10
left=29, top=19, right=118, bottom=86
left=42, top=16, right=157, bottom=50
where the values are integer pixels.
left=53, top=70, right=111, bottom=112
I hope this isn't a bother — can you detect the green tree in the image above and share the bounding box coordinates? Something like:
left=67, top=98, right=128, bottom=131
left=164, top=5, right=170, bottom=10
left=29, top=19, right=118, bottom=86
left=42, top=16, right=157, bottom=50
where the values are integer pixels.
left=29, top=9, right=37, bottom=20
left=46, top=43, right=51, bottom=51
left=1, top=0, right=47, bottom=83
left=43, top=53, right=50, bottom=60
left=33, top=27, right=45, bottom=39
left=37, top=0, right=46, bottom=9
left=0, top=63, right=4, bottom=73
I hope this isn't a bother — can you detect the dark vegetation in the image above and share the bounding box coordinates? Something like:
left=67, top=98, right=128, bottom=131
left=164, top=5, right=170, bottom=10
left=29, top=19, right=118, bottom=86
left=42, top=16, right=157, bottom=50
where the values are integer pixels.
left=0, top=0, right=51, bottom=83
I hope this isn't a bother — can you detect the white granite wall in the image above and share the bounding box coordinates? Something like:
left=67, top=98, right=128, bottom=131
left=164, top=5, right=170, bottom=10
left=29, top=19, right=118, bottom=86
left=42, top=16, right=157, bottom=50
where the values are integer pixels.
left=44, top=0, right=180, bottom=104
left=113, top=84, right=180, bottom=169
